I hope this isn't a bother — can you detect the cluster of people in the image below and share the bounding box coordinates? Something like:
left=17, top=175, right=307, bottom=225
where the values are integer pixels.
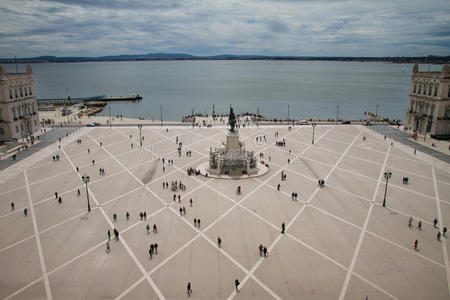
left=259, top=244, right=269, bottom=257
left=179, top=207, right=187, bottom=216
left=281, top=171, right=287, bottom=181
left=76, top=139, right=82, bottom=144
left=169, top=180, right=186, bottom=192
left=52, top=155, right=60, bottom=162
left=99, top=168, right=106, bottom=176
left=149, top=243, right=159, bottom=259
left=291, top=192, right=299, bottom=200
left=162, top=158, right=174, bottom=165
left=318, top=179, right=325, bottom=187
left=146, top=223, right=159, bottom=234
left=402, top=177, right=409, bottom=184
left=185, top=150, right=192, bottom=157
left=409, top=217, right=447, bottom=250
left=276, top=139, right=286, bottom=147
left=255, top=136, right=266, bottom=143
left=139, top=211, right=148, bottom=220
left=186, top=168, right=201, bottom=176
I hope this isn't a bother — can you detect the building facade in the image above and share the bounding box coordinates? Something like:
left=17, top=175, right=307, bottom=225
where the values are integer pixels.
left=0, top=65, right=40, bottom=142
left=405, top=64, right=450, bottom=136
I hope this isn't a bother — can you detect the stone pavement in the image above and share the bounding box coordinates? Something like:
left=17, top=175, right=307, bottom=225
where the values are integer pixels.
left=0, top=124, right=449, bottom=299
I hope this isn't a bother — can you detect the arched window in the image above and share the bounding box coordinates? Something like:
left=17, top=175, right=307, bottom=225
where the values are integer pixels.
left=9, top=89, right=12, bottom=99
left=12, top=108, right=16, bottom=119
left=413, top=84, right=417, bottom=93
left=20, top=88, right=23, bottom=97
left=29, top=87, right=32, bottom=95
left=434, top=85, right=439, bottom=97
left=428, top=85, right=432, bottom=96
left=15, top=89, right=17, bottom=98
left=25, top=88, right=28, bottom=96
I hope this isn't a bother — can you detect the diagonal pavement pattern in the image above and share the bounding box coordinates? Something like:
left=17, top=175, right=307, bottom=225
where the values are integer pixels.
left=0, top=124, right=449, bottom=299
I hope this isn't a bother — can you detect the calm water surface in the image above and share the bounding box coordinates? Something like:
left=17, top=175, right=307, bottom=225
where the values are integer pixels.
left=4, top=61, right=443, bottom=121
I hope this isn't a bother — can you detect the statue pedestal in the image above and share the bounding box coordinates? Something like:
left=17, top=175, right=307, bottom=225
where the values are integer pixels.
left=225, top=131, right=241, bottom=153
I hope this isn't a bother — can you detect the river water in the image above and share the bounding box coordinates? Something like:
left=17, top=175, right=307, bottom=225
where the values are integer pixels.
left=4, top=61, right=443, bottom=121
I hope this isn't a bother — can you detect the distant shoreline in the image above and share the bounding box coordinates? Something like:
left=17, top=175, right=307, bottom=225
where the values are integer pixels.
left=1, top=55, right=449, bottom=64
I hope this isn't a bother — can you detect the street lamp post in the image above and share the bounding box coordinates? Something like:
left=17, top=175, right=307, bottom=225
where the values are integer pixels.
left=383, top=170, right=392, bottom=207
left=81, top=173, right=91, bottom=211
left=81, top=174, right=91, bottom=212
left=138, top=124, right=143, bottom=147
left=312, top=123, right=317, bottom=144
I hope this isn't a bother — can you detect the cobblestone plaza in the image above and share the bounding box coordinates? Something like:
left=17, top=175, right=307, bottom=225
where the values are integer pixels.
left=0, top=124, right=449, bottom=299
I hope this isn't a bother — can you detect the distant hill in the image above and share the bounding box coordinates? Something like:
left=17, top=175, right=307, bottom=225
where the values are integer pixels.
left=0, top=53, right=448, bottom=64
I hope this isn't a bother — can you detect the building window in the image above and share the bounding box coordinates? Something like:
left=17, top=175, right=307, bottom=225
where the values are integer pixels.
left=448, top=88, right=450, bottom=98
left=434, top=85, right=439, bottom=97
left=15, top=126, right=19, bottom=133
left=25, top=88, right=28, bottom=96
left=15, top=89, right=17, bottom=98
left=418, top=85, right=421, bottom=94
left=0, top=128, right=4, bottom=135
left=29, top=87, right=32, bottom=95
left=32, top=105, right=35, bottom=114
left=413, top=84, right=417, bottom=93
left=9, top=89, right=12, bottom=99
left=20, top=88, right=23, bottom=97
left=428, top=86, right=432, bottom=96
left=12, top=108, right=16, bottom=119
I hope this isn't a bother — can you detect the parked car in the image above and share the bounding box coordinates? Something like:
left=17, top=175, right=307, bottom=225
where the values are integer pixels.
left=365, top=121, right=373, bottom=126
left=342, top=121, right=351, bottom=124
left=87, top=122, right=100, bottom=127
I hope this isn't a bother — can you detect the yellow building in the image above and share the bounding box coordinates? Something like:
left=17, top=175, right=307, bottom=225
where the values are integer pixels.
left=0, top=65, right=40, bottom=141
left=405, top=64, right=450, bottom=136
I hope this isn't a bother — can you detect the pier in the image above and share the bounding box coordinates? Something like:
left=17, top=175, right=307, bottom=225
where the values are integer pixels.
left=37, top=94, right=141, bottom=105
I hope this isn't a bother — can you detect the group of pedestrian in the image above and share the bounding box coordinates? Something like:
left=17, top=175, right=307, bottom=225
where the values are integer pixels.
left=259, top=244, right=269, bottom=257
left=148, top=243, right=159, bottom=259
left=185, top=151, right=192, bottom=157
left=281, top=171, right=287, bottom=181
left=99, top=168, right=105, bottom=176
left=179, top=207, right=187, bottom=216
left=193, top=218, right=201, bottom=228
left=139, top=211, right=148, bottom=220
left=409, top=217, right=447, bottom=250
left=52, top=155, right=60, bottom=162
left=187, top=168, right=201, bottom=176
left=291, top=192, right=298, bottom=200
left=236, top=186, right=242, bottom=195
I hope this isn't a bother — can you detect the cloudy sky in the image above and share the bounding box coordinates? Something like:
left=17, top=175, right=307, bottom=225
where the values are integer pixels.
left=0, top=0, right=449, bottom=58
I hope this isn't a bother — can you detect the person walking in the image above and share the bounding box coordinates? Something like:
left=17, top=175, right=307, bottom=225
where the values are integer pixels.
left=417, top=220, right=422, bottom=230
left=179, top=207, right=183, bottom=216
left=437, top=232, right=442, bottom=241
left=190, top=198, right=193, bottom=207
left=187, top=282, right=192, bottom=295
left=154, top=243, right=158, bottom=254
left=146, top=224, right=150, bottom=234
left=107, top=229, right=111, bottom=241
left=183, top=207, right=186, bottom=215
left=235, top=279, right=240, bottom=291
left=197, top=219, right=201, bottom=227
left=113, top=213, right=117, bottom=222
left=277, top=184, right=280, bottom=191
left=126, top=211, right=130, bottom=221
left=217, top=237, right=222, bottom=248
left=10, top=202, right=15, bottom=211
left=434, top=218, right=438, bottom=228
left=77, top=189, right=81, bottom=196
left=408, top=216, right=413, bottom=227
left=106, top=241, right=110, bottom=253
left=414, top=239, right=418, bottom=250
left=149, top=247, right=153, bottom=259
left=143, top=211, right=147, bottom=220
left=140, top=212, right=143, bottom=220
left=194, top=218, right=197, bottom=227
left=24, top=207, right=28, bottom=216
left=281, top=222, right=285, bottom=234
left=114, top=228, right=119, bottom=240
left=263, top=247, right=268, bottom=257
left=153, top=224, right=158, bottom=233
left=259, top=244, right=263, bottom=256
left=443, top=227, right=447, bottom=237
